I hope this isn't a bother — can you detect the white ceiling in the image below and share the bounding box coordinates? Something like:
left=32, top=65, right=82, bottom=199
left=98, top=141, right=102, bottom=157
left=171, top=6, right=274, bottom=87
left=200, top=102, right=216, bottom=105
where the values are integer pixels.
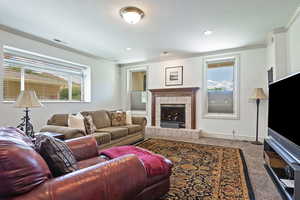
left=0, top=0, right=299, bottom=64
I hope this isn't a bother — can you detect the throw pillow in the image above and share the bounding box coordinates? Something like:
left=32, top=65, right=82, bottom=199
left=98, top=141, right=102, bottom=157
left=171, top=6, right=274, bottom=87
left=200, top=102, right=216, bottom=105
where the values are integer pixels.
left=126, top=111, right=132, bottom=125
left=111, top=111, right=126, bottom=126
left=35, top=134, right=78, bottom=177
left=84, top=115, right=97, bottom=135
left=68, top=113, right=86, bottom=134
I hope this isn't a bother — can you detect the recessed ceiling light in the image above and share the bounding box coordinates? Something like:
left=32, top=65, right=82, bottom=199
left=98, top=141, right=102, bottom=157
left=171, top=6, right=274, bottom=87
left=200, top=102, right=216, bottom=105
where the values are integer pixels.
left=126, top=47, right=132, bottom=51
left=53, top=38, right=62, bottom=43
left=162, top=51, right=169, bottom=55
left=204, top=30, right=213, bottom=36
left=53, top=38, right=67, bottom=44
left=120, top=7, right=145, bottom=24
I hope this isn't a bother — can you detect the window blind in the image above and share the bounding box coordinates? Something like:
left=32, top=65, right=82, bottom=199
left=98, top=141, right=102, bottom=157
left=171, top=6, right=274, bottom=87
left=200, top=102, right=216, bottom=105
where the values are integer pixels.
left=3, top=46, right=86, bottom=76
left=2, top=46, right=89, bottom=102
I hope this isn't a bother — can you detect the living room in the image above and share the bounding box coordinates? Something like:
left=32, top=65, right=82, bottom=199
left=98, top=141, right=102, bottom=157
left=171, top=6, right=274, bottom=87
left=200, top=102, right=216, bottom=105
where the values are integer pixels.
left=1, top=1, right=300, bottom=200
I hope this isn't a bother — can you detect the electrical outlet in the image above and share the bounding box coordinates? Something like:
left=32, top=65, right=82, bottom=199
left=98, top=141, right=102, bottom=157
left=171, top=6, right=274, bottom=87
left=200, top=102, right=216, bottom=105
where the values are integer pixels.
left=232, top=129, right=236, bottom=138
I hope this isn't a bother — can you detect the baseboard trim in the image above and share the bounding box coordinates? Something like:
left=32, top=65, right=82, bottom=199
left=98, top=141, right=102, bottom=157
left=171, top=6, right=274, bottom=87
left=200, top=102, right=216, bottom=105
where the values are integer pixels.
left=200, top=131, right=265, bottom=142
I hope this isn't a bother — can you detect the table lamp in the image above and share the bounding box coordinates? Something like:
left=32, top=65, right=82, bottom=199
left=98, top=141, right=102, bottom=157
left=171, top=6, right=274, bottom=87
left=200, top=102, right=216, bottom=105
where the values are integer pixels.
left=15, top=90, right=43, bottom=138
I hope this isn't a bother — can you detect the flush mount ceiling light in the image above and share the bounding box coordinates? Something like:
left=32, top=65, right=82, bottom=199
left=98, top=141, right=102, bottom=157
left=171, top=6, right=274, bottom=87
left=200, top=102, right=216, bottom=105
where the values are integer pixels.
left=120, top=7, right=145, bottom=24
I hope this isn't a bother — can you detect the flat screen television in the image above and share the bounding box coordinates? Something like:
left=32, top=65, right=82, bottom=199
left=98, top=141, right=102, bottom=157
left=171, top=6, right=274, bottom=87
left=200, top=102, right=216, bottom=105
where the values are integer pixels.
left=269, top=72, right=300, bottom=150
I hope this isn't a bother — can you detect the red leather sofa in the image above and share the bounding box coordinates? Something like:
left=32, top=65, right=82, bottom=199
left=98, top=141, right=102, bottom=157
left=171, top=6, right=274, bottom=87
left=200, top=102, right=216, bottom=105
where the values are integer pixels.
left=0, top=128, right=172, bottom=200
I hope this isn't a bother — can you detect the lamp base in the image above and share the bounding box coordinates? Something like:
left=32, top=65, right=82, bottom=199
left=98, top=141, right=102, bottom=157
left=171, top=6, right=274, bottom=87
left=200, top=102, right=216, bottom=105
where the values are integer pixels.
left=251, top=141, right=263, bottom=145
left=16, top=108, right=34, bottom=138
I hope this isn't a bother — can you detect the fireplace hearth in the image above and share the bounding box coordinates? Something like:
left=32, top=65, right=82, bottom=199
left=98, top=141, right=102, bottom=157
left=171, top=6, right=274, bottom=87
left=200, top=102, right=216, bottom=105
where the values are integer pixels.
left=161, top=104, right=185, bottom=128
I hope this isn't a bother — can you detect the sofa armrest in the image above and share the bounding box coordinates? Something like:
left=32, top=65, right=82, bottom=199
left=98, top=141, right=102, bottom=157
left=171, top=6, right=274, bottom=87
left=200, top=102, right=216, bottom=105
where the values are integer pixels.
left=65, top=136, right=99, bottom=161
left=132, top=117, right=147, bottom=127
left=40, top=125, right=85, bottom=139
left=12, top=155, right=147, bottom=200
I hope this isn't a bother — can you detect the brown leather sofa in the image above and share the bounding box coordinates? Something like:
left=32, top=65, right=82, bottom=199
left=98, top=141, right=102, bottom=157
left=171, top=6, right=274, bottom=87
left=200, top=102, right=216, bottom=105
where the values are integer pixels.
left=0, top=128, right=172, bottom=200
left=40, top=110, right=147, bottom=149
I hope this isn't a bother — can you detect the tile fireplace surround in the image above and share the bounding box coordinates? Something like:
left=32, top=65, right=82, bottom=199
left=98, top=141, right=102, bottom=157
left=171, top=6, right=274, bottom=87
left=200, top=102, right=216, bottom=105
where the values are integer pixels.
left=149, top=87, right=200, bottom=129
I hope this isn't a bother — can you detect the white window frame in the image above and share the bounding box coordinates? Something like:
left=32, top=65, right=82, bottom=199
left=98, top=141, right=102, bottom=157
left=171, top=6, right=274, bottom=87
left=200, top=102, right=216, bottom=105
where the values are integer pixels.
left=2, top=46, right=91, bottom=103
left=203, top=54, right=240, bottom=120
left=126, top=66, right=149, bottom=115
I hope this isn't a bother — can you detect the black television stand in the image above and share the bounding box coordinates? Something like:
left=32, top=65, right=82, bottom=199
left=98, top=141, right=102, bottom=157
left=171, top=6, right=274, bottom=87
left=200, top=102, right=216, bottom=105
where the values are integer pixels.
left=264, top=138, right=300, bottom=200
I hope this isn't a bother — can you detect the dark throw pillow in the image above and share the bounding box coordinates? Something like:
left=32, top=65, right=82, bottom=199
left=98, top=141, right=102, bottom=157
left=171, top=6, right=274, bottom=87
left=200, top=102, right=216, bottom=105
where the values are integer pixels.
left=35, top=134, right=78, bottom=177
left=84, top=115, right=97, bottom=135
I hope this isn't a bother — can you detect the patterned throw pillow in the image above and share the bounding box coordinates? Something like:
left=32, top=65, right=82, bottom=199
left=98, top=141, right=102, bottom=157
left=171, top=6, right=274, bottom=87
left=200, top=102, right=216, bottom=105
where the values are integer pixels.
left=126, top=111, right=132, bottom=125
left=84, top=115, right=97, bottom=135
left=35, top=134, right=78, bottom=177
left=111, top=111, right=126, bottom=126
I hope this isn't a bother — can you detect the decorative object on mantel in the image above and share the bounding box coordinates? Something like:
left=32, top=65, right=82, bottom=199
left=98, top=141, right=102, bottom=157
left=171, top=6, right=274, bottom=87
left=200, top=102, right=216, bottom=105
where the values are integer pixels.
left=165, top=66, right=183, bottom=86
left=249, top=88, right=267, bottom=145
left=15, top=90, right=43, bottom=138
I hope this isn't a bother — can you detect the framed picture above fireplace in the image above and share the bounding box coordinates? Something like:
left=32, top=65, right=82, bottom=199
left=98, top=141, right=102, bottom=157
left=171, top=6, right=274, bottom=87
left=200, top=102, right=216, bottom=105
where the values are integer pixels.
left=165, top=66, right=183, bottom=86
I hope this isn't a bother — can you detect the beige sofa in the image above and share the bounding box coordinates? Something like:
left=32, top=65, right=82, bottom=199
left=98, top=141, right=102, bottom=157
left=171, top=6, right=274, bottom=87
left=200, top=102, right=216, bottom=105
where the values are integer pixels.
left=40, top=110, right=147, bottom=149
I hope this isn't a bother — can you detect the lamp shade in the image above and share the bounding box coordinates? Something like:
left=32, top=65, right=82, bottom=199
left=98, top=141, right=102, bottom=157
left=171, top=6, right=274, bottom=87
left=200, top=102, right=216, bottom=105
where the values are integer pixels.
left=14, top=90, right=43, bottom=108
left=249, top=88, right=267, bottom=100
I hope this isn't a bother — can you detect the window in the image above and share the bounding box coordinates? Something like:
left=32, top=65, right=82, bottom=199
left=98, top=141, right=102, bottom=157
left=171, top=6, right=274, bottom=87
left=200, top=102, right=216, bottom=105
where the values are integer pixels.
left=126, top=67, right=148, bottom=113
left=203, top=55, right=239, bottom=119
left=2, top=46, right=90, bottom=102
left=3, top=66, right=21, bottom=101
left=130, top=71, right=147, bottom=111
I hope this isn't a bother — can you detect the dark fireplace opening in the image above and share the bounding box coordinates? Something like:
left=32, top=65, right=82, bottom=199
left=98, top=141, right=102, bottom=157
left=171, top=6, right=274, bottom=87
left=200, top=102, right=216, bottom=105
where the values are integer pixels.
left=160, top=104, right=185, bottom=128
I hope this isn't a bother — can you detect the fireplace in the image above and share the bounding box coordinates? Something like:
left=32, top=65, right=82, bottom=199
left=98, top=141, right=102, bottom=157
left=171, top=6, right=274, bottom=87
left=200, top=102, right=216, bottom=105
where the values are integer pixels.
left=150, top=87, right=199, bottom=129
left=161, top=104, right=186, bottom=128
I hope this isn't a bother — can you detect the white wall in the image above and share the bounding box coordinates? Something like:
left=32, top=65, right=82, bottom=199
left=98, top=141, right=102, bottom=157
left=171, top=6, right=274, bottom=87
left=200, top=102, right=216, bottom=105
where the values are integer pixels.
left=122, top=47, right=268, bottom=141
left=288, top=12, right=300, bottom=74
left=266, top=31, right=289, bottom=80
left=0, top=30, right=121, bottom=130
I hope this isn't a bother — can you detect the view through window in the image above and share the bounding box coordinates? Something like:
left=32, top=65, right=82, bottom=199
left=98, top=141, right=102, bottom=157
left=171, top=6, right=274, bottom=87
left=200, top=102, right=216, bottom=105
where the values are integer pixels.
left=3, top=46, right=87, bottom=102
left=206, top=58, right=237, bottom=115
left=130, top=71, right=147, bottom=111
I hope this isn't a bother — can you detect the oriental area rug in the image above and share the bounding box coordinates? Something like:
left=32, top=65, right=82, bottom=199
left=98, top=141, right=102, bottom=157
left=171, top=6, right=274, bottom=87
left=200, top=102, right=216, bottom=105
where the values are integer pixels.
left=137, top=139, right=255, bottom=200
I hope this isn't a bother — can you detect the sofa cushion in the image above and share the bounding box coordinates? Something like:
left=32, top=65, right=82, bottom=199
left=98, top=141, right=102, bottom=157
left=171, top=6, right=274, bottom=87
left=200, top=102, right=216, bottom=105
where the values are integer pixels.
left=48, top=114, right=69, bottom=126
left=91, top=132, right=111, bottom=145
left=97, top=127, right=128, bottom=140
left=111, top=111, right=126, bottom=126
left=40, top=125, right=85, bottom=139
left=0, top=128, right=51, bottom=197
left=35, top=134, right=78, bottom=177
left=119, top=124, right=143, bottom=134
left=82, top=110, right=111, bottom=129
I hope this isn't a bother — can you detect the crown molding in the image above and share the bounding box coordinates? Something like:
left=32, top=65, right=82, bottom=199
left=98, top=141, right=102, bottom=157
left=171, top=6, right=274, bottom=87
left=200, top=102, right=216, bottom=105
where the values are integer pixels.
left=120, top=43, right=267, bottom=67
left=272, top=27, right=288, bottom=34
left=0, top=24, right=109, bottom=61
left=286, top=6, right=300, bottom=29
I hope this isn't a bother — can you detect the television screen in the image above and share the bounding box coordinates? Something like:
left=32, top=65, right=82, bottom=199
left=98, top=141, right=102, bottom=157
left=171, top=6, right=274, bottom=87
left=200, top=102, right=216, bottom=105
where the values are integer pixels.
left=269, top=73, right=300, bottom=147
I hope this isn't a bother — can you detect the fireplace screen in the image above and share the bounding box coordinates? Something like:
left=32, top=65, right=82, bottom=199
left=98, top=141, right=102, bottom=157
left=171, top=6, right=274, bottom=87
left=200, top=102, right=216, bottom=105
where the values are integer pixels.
left=160, top=104, right=185, bottom=128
